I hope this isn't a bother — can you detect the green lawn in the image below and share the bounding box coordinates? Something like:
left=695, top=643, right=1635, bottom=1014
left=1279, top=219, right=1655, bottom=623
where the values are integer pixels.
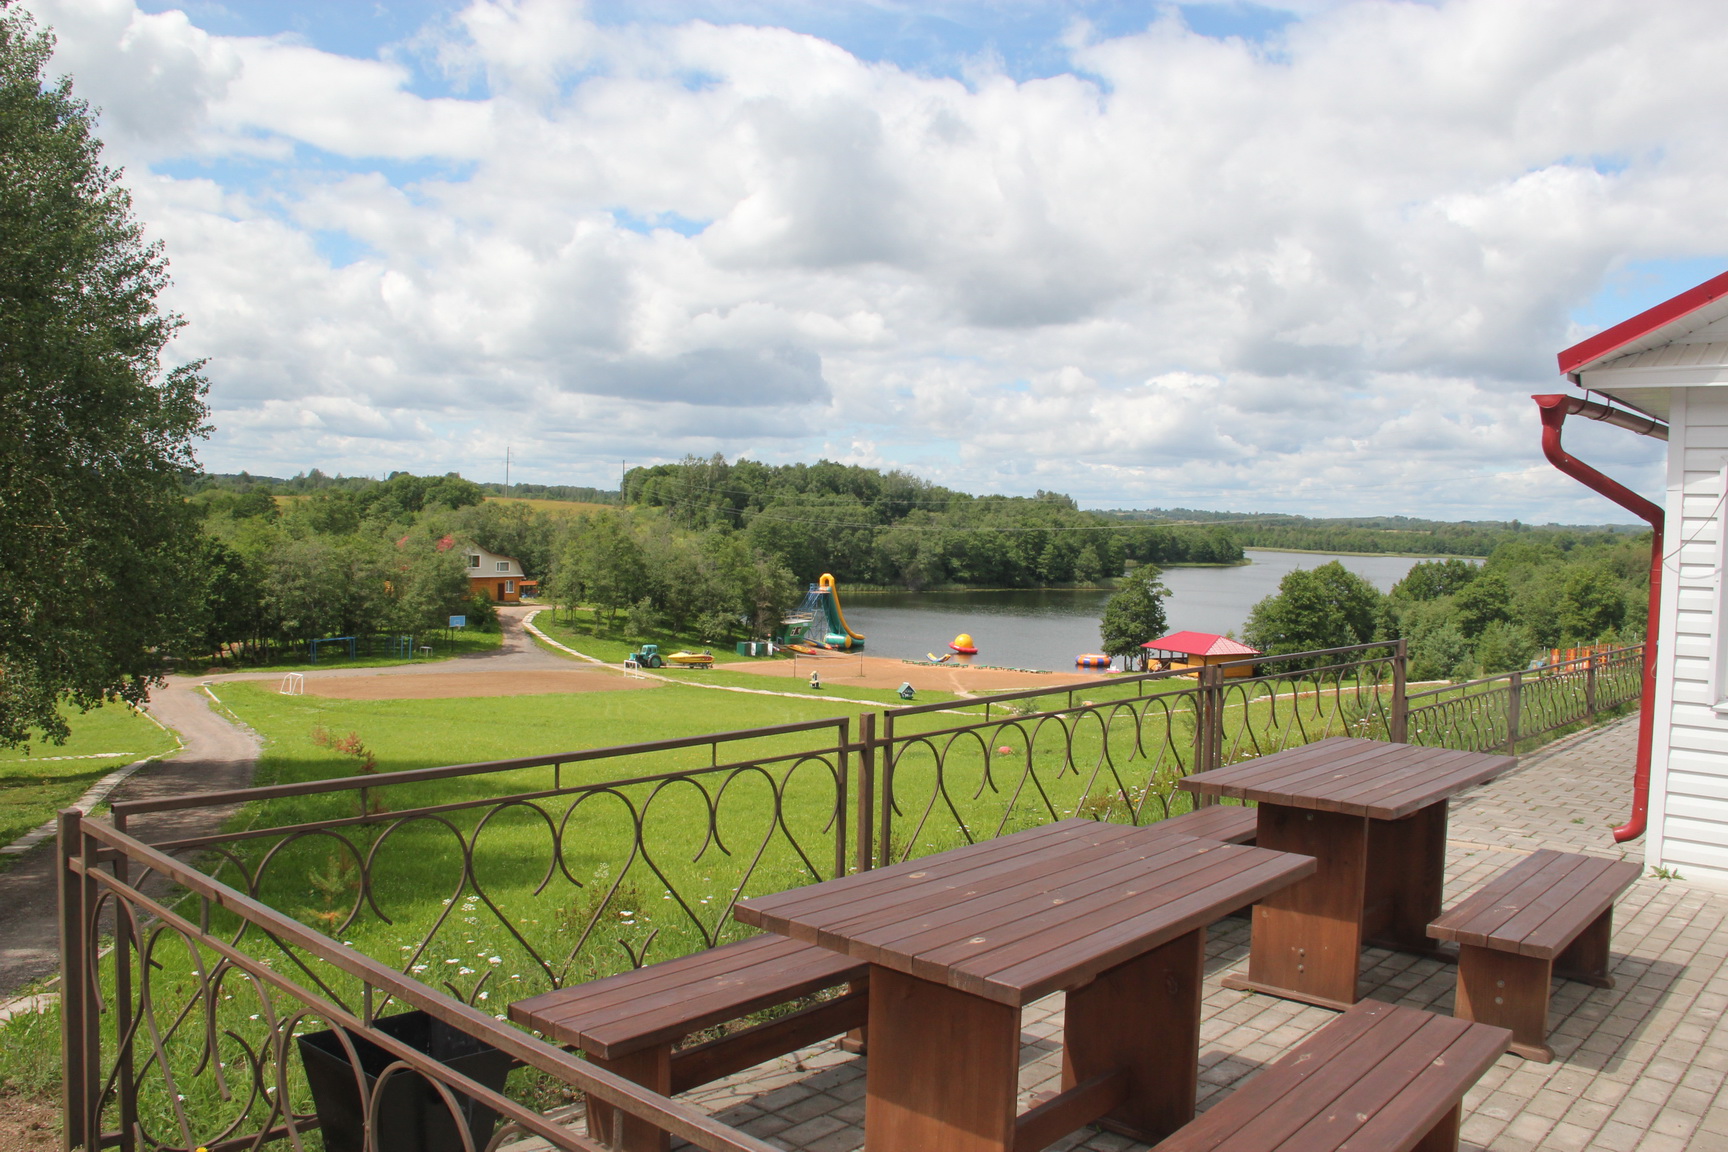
left=0, top=702, right=181, bottom=865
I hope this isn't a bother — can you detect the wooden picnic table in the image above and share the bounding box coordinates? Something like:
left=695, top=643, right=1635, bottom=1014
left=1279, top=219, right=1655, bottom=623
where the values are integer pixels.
left=1180, top=736, right=1516, bottom=1009
left=734, top=818, right=1315, bottom=1152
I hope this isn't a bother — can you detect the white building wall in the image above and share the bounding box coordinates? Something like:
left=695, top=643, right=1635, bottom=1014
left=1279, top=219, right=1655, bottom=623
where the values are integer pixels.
left=1658, top=387, right=1728, bottom=886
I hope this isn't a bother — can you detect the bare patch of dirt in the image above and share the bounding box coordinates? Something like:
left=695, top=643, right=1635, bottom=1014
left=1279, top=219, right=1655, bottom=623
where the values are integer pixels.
left=0, top=1095, right=58, bottom=1152
left=303, top=669, right=660, bottom=700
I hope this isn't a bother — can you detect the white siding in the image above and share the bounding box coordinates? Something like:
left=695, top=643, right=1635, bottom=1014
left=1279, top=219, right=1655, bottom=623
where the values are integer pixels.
left=1659, top=387, right=1728, bottom=886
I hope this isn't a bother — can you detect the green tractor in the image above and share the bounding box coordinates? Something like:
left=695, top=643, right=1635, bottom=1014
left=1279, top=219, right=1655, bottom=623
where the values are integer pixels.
left=628, top=643, right=664, bottom=669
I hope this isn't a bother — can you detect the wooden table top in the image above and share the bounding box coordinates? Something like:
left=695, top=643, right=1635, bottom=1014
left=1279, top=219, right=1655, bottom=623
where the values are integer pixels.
left=733, top=818, right=1315, bottom=1006
left=1177, top=737, right=1516, bottom=821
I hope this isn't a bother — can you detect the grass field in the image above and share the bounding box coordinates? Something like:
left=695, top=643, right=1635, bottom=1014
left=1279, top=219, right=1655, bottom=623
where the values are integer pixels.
left=0, top=703, right=181, bottom=866
left=1, top=650, right=1402, bottom=1137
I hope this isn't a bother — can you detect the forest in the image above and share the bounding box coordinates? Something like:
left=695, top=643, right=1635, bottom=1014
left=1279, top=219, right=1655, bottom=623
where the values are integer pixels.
left=180, top=456, right=1650, bottom=675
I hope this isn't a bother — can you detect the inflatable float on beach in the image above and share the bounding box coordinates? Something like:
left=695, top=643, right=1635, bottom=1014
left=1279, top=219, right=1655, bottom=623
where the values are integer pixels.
left=1075, top=653, right=1111, bottom=669
left=948, top=633, right=978, bottom=655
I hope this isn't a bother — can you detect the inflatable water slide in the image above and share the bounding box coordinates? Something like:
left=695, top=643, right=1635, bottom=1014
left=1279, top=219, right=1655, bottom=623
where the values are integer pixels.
left=780, top=573, right=866, bottom=650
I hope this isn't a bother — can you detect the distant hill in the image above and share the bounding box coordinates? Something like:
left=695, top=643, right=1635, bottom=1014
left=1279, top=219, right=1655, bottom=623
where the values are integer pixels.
left=1092, top=509, right=1645, bottom=558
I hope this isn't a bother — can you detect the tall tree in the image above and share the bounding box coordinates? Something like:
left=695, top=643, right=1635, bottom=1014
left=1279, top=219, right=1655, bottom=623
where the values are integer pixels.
left=0, top=2, right=209, bottom=745
left=1099, top=567, right=1171, bottom=665
left=1244, top=562, right=1382, bottom=660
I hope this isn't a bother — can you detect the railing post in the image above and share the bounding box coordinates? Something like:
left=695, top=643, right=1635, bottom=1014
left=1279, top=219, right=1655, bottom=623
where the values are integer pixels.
left=855, top=712, right=876, bottom=874
left=1191, top=664, right=1224, bottom=804
left=1585, top=653, right=1598, bottom=721
left=877, top=715, right=894, bottom=868
left=1391, top=637, right=1409, bottom=743
left=58, top=809, right=98, bottom=1152
left=1506, top=670, right=1524, bottom=755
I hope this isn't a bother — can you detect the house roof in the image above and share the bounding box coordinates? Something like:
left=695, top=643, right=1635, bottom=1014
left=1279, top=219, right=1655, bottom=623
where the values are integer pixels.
left=1142, top=631, right=1261, bottom=657
left=1558, top=269, right=1728, bottom=379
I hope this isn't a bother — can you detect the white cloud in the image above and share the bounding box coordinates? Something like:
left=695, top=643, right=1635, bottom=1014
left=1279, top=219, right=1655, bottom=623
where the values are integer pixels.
left=20, top=0, right=1708, bottom=518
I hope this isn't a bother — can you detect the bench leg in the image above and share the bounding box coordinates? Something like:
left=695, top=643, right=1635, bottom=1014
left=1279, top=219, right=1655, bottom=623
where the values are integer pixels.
left=1063, top=927, right=1204, bottom=1143
left=1412, top=1101, right=1463, bottom=1152
left=1455, top=944, right=1553, bottom=1063
left=587, top=1046, right=672, bottom=1152
left=1554, top=909, right=1616, bottom=989
left=840, top=977, right=869, bottom=1053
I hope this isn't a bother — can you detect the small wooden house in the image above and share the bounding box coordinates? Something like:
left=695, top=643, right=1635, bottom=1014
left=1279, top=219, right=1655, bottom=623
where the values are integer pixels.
left=465, top=546, right=527, bottom=603
left=1142, top=631, right=1260, bottom=677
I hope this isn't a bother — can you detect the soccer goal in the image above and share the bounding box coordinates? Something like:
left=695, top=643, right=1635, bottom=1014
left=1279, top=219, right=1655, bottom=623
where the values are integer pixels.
left=279, top=672, right=304, bottom=695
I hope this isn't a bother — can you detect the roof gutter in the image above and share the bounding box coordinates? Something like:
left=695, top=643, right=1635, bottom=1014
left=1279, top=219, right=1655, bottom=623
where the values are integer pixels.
left=1532, top=393, right=1666, bottom=843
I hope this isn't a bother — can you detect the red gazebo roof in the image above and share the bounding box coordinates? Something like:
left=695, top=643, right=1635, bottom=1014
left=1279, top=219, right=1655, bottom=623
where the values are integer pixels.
left=1142, top=631, right=1260, bottom=657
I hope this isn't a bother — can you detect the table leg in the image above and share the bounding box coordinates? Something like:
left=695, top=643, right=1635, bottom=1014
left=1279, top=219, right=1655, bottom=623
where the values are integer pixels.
left=1063, top=927, right=1203, bottom=1143
left=1364, top=802, right=1450, bottom=956
left=1222, top=804, right=1367, bottom=1008
left=864, top=965, right=1020, bottom=1152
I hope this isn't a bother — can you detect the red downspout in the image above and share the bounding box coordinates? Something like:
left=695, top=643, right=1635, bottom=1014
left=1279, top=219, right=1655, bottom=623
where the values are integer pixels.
left=1533, top=394, right=1665, bottom=843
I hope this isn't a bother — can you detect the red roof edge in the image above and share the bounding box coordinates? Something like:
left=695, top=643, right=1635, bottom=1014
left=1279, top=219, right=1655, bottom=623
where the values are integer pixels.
left=1558, top=268, right=1728, bottom=377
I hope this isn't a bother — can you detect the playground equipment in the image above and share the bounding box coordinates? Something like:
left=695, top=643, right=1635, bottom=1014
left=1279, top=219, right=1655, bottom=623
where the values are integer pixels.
left=925, top=652, right=954, bottom=664
left=665, top=650, right=715, bottom=668
left=778, top=573, right=866, bottom=649
left=949, top=633, right=978, bottom=655
left=1075, top=653, right=1111, bottom=670
left=628, top=643, right=665, bottom=669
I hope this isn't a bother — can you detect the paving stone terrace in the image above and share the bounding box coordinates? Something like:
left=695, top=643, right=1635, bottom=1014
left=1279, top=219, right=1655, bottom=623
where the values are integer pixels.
left=510, top=716, right=1728, bottom=1152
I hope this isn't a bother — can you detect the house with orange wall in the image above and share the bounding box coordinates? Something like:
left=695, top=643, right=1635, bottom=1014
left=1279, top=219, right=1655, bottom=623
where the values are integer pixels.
left=464, top=546, right=527, bottom=603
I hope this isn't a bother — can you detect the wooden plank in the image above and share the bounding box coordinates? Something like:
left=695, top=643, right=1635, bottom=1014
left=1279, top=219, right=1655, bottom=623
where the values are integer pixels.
left=1273, top=1012, right=1477, bottom=1152
left=882, top=837, right=1236, bottom=980
left=1157, top=805, right=1257, bottom=843
left=586, top=1045, right=673, bottom=1152
left=1432, top=851, right=1590, bottom=949
left=979, top=850, right=1315, bottom=1003
left=901, top=838, right=1249, bottom=981
left=1455, top=943, right=1553, bottom=1062
left=1184, top=740, right=1404, bottom=807
left=1362, top=803, right=1448, bottom=953
left=512, top=940, right=864, bottom=1056
left=668, top=990, right=868, bottom=1093
left=1519, top=859, right=1639, bottom=959
left=1266, top=744, right=1467, bottom=814
left=847, top=834, right=1206, bottom=975
left=864, top=964, right=1019, bottom=1152
left=1351, top=751, right=1514, bottom=819
left=1180, top=737, right=1361, bottom=793
left=1483, top=856, right=1615, bottom=958
left=802, top=825, right=1174, bottom=958
left=1332, top=1020, right=1511, bottom=1149
left=736, top=819, right=1104, bottom=925
left=1238, top=804, right=1369, bottom=1007
left=1428, top=850, right=1563, bottom=945
left=1010, top=1070, right=1127, bottom=1152
left=1061, top=929, right=1203, bottom=1143
left=1156, top=1001, right=1429, bottom=1151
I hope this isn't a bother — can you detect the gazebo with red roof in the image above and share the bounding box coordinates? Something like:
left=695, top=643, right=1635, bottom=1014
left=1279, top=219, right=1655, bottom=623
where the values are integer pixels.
left=1142, top=631, right=1261, bottom=678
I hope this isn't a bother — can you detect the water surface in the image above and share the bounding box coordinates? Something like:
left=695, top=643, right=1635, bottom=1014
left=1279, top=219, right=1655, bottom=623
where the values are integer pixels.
left=840, top=550, right=1462, bottom=670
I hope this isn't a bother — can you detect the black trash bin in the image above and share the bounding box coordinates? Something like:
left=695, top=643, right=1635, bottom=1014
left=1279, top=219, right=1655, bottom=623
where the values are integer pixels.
left=297, top=1010, right=514, bottom=1152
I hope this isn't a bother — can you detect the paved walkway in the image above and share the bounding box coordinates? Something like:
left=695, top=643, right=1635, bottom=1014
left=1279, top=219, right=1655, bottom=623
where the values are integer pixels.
left=514, top=716, right=1728, bottom=1152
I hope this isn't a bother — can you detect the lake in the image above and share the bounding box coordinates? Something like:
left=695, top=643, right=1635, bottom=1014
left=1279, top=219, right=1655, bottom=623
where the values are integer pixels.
left=838, top=550, right=1462, bottom=670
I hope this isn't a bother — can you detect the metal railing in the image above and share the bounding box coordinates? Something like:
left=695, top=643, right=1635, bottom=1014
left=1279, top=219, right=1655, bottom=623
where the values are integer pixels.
left=1404, top=645, right=1642, bottom=754
left=56, top=637, right=1644, bottom=1151
left=868, top=642, right=1404, bottom=867
left=57, top=812, right=779, bottom=1152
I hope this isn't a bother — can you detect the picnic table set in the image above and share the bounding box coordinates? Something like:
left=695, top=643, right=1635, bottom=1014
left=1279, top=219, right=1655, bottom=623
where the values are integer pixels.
left=510, top=737, right=1640, bottom=1152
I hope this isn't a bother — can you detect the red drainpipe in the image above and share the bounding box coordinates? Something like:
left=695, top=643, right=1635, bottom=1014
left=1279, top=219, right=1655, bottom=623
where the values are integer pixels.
left=1533, top=393, right=1666, bottom=843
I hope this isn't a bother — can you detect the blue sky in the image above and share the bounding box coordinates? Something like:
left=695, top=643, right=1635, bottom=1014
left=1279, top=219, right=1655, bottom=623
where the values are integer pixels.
left=36, top=0, right=1725, bottom=521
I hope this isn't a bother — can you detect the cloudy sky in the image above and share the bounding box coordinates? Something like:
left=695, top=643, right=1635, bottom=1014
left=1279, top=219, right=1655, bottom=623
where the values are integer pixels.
left=23, top=0, right=1727, bottom=520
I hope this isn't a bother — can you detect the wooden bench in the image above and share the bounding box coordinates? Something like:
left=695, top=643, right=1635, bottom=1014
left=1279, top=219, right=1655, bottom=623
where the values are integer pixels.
left=1156, top=803, right=1257, bottom=845
left=1428, top=848, right=1639, bottom=1062
left=509, top=934, right=867, bottom=1151
left=1155, top=1000, right=1510, bottom=1151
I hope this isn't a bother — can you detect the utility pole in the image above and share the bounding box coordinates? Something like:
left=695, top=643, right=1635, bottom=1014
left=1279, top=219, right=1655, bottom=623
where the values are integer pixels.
left=505, top=446, right=511, bottom=495
left=620, top=459, right=626, bottom=502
